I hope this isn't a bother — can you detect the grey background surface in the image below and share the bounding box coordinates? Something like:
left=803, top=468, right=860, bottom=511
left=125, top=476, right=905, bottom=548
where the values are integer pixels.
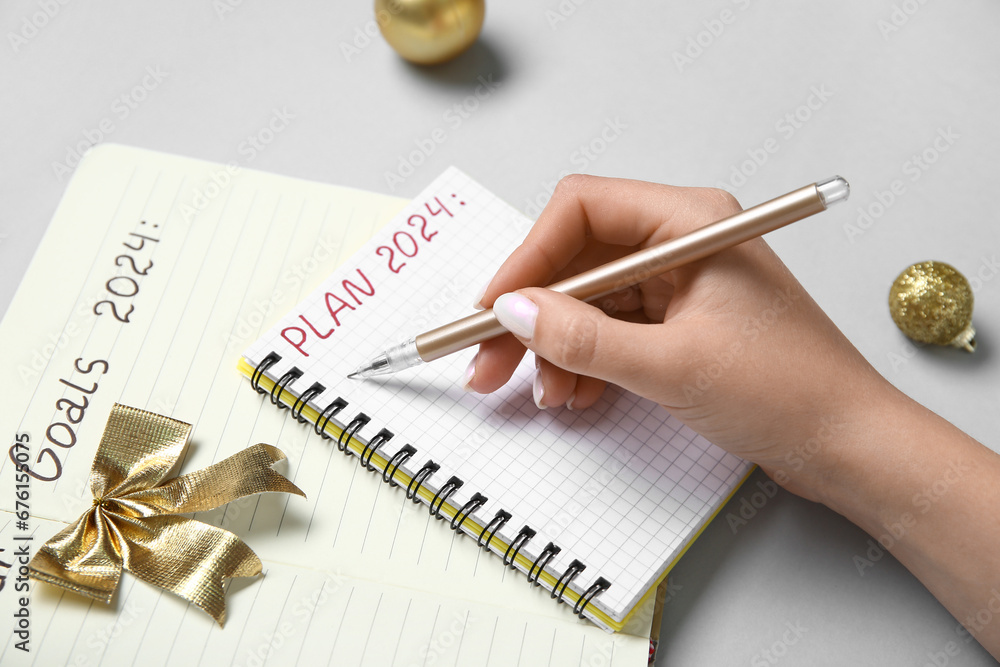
left=2, top=1, right=998, bottom=664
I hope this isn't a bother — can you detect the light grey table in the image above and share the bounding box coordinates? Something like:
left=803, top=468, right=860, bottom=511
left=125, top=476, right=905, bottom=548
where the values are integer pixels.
left=2, top=2, right=998, bottom=664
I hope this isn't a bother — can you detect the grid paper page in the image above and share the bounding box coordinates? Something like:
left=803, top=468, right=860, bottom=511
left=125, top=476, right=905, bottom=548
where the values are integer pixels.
left=0, top=145, right=652, bottom=663
left=244, top=167, right=754, bottom=623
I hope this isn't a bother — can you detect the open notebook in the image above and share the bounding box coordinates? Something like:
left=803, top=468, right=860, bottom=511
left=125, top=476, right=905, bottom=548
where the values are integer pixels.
left=240, top=167, right=754, bottom=631
left=0, top=145, right=655, bottom=665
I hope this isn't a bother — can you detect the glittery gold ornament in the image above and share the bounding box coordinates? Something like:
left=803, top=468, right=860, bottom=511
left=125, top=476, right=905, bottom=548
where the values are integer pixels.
left=375, top=0, right=485, bottom=65
left=889, top=261, right=975, bottom=352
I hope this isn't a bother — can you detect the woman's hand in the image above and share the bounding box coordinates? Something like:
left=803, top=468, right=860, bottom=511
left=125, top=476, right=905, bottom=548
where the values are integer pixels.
left=465, top=175, right=1000, bottom=658
left=464, top=174, right=887, bottom=500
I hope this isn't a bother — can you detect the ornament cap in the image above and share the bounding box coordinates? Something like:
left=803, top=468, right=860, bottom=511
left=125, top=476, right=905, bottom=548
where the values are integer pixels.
left=949, top=323, right=976, bottom=353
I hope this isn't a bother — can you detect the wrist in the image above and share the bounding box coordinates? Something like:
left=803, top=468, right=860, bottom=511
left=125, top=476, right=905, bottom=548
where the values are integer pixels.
left=794, top=381, right=965, bottom=538
left=759, top=373, right=910, bottom=523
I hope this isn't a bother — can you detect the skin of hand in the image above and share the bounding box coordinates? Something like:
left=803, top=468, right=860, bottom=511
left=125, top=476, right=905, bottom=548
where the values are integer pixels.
left=465, top=173, right=883, bottom=501
left=464, top=174, right=1000, bottom=658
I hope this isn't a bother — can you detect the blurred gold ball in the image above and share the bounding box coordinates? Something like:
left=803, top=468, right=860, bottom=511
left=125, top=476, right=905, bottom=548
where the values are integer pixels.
left=888, top=261, right=976, bottom=352
left=375, top=0, right=485, bottom=65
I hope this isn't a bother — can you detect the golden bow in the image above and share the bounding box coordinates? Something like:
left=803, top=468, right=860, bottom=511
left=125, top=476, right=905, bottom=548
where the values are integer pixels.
left=29, top=404, right=305, bottom=626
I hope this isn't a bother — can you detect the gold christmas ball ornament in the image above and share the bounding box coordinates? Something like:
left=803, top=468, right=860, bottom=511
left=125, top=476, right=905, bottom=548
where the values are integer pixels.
left=888, top=261, right=976, bottom=352
left=375, top=0, right=486, bottom=65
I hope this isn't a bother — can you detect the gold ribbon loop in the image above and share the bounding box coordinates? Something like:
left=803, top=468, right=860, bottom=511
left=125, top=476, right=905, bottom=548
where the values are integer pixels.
left=29, top=513, right=121, bottom=603
left=88, top=405, right=192, bottom=501
left=29, top=404, right=305, bottom=626
left=123, top=443, right=303, bottom=516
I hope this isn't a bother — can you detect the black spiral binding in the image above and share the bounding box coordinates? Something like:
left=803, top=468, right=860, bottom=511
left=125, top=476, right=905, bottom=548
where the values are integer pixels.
left=476, top=510, right=511, bottom=549
left=573, top=577, right=611, bottom=618
left=270, top=367, right=302, bottom=408
left=502, top=526, right=535, bottom=568
left=429, top=476, right=464, bottom=518
left=251, top=352, right=613, bottom=621
left=551, top=559, right=586, bottom=604
left=291, top=382, right=325, bottom=422
left=337, top=414, right=370, bottom=454
left=406, top=460, right=439, bottom=501
left=527, top=542, right=561, bottom=586
left=315, top=397, right=348, bottom=437
left=250, top=352, right=280, bottom=393
left=360, top=428, right=393, bottom=471
left=451, top=492, right=487, bottom=531
left=383, top=445, right=416, bottom=486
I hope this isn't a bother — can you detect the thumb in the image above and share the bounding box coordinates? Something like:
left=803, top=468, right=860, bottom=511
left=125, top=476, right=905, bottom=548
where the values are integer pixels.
left=492, top=288, right=677, bottom=398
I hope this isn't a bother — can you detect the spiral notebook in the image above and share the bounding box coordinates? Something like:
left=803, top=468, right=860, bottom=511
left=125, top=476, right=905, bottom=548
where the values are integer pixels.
left=0, top=145, right=656, bottom=665
left=240, top=167, right=754, bottom=631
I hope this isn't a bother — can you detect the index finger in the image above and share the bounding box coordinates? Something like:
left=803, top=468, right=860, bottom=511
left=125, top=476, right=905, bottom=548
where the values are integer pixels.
left=480, top=174, right=742, bottom=307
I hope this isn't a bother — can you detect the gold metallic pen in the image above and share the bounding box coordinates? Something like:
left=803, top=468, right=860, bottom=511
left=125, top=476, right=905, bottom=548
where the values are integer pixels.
left=348, top=176, right=850, bottom=379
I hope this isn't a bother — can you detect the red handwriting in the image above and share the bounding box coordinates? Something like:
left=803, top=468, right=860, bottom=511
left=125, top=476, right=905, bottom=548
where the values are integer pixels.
left=281, top=269, right=375, bottom=356
left=375, top=196, right=454, bottom=274
left=281, top=194, right=465, bottom=358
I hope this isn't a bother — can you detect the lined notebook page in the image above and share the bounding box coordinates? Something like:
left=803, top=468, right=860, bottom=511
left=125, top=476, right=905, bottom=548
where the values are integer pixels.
left=0, top=519, right=650, bottom=667
left=244, top=168, right=754, bottom=625
left=0, top=145, right=652, bottom=665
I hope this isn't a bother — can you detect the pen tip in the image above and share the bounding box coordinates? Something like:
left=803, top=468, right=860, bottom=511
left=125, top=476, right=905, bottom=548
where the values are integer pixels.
left=347, top=371, right=361, bottom=380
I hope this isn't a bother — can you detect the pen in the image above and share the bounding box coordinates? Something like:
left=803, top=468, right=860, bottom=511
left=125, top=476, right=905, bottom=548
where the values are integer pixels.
left=348, top=176, right=850, bottom=379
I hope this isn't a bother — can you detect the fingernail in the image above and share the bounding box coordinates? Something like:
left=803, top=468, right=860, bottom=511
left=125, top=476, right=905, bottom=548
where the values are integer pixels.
left=565, top=392, right=576, bottom=411
left=472, top=282, right=489, bottom=310
left=493, top=293, right=538, bottom=341
left=461, top=355, right=477, bottom=392
left=532, top=371, right=546, bottom=409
